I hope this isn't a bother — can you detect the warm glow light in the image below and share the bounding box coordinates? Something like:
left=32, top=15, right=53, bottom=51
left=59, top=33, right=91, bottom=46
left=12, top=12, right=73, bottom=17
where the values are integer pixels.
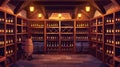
left=78, top=13, right=82, bottom=18
left=29, top=6, right=34, bottom=12
left=38, top=13, right=42, bottom=18
left=85, top=6, right=90, bottom=12
left=58, top=13, right=62, bottom=18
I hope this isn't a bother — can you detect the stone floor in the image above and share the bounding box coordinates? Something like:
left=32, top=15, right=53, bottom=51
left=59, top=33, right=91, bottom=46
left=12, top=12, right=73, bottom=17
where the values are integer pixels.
left=11, top=54, right=108, bottom=67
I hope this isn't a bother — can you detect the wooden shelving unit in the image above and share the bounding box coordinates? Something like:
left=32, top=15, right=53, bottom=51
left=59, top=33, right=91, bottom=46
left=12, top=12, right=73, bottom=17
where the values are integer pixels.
left=46, top=20, right=59, bottom=54
left=29, top=20, right=44, bottom=54
left=90, top=10, right=120, bottom=67
left=0, top=9, right=28, bottom=67
left=75, top=20, right=89, bottom=53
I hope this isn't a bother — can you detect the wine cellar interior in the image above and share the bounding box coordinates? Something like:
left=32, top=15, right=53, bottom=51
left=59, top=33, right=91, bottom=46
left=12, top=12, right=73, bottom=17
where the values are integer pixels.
left=0, top=0, right=120, bottom=67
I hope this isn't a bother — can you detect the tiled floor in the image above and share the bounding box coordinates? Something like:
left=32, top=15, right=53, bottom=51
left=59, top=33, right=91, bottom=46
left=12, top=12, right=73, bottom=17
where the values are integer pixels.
left=12, top=54, right=108, bottom=67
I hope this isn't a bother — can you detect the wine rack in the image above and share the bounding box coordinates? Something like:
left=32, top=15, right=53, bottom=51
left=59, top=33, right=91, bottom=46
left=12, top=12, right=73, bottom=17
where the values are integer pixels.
left=97, top=35, right=103, bottom=42
left=0, top=36, right=4, bottom=47
left=6, top=25, right=14, bottom=34
left=46, top=21, right=59, bottom=28
left=6, top=35, right=14, bottom=46
left=76, top=22, right=89, bottom=28
left=104, top=14, right=114, bottom=24
left=30, top=21, right=44, bottom=54
left=76, top=21, right=89, bottom=41
left=0, top=24, right=4, bottom=34
left=32, top=34, right=44, bottom=42
left=46, top=21, right=59, bottom=53
left=0, top=10, right=29, bottom=66
left=61, top=21, right=74, bottom=53
left=76, top=35, right=88, bottom=41
left=17, top=35, right=22, bottom=43
left=6, top=46, right=14, bottom=57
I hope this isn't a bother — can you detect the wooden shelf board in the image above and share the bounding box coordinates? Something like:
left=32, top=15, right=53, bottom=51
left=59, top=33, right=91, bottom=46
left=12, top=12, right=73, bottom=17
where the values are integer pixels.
left=47, top=33, right=59, bottom=34
left=61, top=26, right=73, bottom=28
left=76, top=27, right=89, bottom=28
left=114, top=56, right=120, bottom=62
left=105, top=43, right=114, bottom=47
left=0, top=56, right=6, bottom=62
left=30, top=27, right=44, bottom=28
left=105, top=23, right=114, bottom=25
left=76, top=33, right=89, bottom=34
left=6, top=43, right=14, bottom=47
left=6, top=23, right=14, bottom=25
left=31, top=32, right=44, bottom=34
left=47, top=27, right=59, bottom=28
left=6, top=34, right=14, bottom=36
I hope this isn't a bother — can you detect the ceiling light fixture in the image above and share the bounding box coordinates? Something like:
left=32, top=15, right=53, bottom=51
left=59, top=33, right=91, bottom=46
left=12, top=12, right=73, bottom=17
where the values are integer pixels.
left=58, top=13, right=62, bottom=18
left=29, top=6, right=34, bottom=12
left=78, top=13, right=82, bottom=18
left=38, top=13, right=42, bottom=18
left=85, top=6, right=90, bottom=12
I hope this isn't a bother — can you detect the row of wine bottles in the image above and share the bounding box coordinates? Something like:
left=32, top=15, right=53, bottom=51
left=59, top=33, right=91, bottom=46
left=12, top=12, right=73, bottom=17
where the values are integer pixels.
left=106, top=38, right=114, bottom=44
left=76, top=36, right=88, bottom=40
left=91, top=29, right=97, bottom=33
left=105, top=18, right=114, bottom=23
left=61, top=36, right=73, bottom=40
left=0, top=28, right=4, bottom=33
left=61, top=42, right=74, bottom=47
left=17, top=37, right=22, bottom=42
left=106, top=29, right=114, bottom=33
left=0, top=38, right=4, bottom=46
left=115, top=18, right=120, bottom=22
left=6, top=48, right=14, bottom=55
left=32, top=36, right=43, bottom=41
left=47, top=36, right=58, bottom=40
left=91, top=37, right=96, bottom=41
left=97, top=36, right=102, bottom=42
left=46, top=48, right=73, bottom=51
left=106, top=48, right=114, bottom=55
left=97, top=46, right=103, bottom=51
left=6, top=38, right=14, bottom=44
left=47, top=23, right=59, bottom=27
left=31, top=23, right=44, bottom=27
left=6, top=18, right=14, bottom=23
left=76, top=23, right=89, bottom=27
left=6, top=29, right=14, bottom=34
left=0, top=18, right=4, bottom=22
left=46, top=42, right=59, bottom=47
left=115, top=41, right=120, bottom=45
left=97, top=21, right=102, bottom=25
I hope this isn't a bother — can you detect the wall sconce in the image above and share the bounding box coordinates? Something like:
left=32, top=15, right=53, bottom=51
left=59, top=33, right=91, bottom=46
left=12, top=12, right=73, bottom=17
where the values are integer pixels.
left=78, top=13, right=82, bottom=18
left=29, top=6, right=34, bottom=12
left=38, top=13, right=42, bottom=18
left=85, top=6, right=90, bottom=12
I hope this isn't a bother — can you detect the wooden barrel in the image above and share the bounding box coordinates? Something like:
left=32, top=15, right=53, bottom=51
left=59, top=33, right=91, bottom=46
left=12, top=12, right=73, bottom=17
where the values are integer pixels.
left=24, top=37, right=33, bottom=56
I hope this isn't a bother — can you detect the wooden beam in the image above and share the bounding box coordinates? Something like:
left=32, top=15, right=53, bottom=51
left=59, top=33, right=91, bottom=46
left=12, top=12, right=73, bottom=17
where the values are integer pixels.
left=94, top=1, right=106, bottom=14
left=74, top=7, right=79, bottom=19
left=111, top=0, right=119, bottom=7
left=115, top=0, right=120, bottom=6
left=41, top=6, right=46, bottom=19
left=87, top=0, right=106, bottom=14
left=14, top=0, right=31, bottom=14
left=0, top=0, right=9, bottom=7
left=81, top=10, right=90, bottom=18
